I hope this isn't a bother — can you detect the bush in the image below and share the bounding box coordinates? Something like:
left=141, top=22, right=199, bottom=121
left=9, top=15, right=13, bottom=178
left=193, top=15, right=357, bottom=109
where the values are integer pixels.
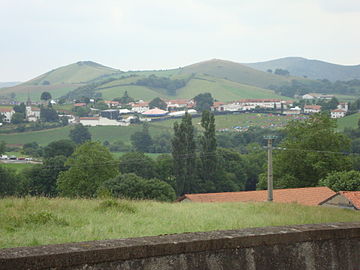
left=97, top=199, right=137, bottom=214
left=319, top=170, right=360, bottom=191
left=100, top=173, right=176, bottom=202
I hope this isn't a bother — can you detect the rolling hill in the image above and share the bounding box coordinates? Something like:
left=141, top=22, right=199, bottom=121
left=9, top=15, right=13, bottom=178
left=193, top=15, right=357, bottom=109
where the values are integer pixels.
left=0, top=61, right=122, bottom=101
left=244, top=57, right=360, bottom=81
left=177, top=59, right=302, bottom=88
left=95, top=73, right=287, bottom=102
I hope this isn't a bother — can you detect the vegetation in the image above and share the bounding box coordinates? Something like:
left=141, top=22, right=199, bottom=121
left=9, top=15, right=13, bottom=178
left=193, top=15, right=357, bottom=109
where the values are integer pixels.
left=57, top=142, right=118, bottom=197
left=149, top=97, right=167, bottom=110
left=134, top=74, right=189, bottom=95
left=69, top=124, right=91, bottom=144
left=320, top=170, right=360, bottom=191
left=194, top=92, right=214, bottom=112
left=0, top=197, right=359, bottom=249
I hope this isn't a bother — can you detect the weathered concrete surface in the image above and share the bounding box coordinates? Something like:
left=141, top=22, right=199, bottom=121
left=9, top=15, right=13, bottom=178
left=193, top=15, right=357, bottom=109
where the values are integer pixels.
left=0, top=222, right=359, bottom=270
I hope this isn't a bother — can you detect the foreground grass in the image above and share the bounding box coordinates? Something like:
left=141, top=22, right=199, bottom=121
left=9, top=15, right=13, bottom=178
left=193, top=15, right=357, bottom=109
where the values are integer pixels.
left=0, top=197, right=359, bottom=249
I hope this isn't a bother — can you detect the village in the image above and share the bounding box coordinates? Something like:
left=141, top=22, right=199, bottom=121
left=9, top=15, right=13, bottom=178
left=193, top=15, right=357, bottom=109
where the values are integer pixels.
left=0, top=92, right=350, bottom=129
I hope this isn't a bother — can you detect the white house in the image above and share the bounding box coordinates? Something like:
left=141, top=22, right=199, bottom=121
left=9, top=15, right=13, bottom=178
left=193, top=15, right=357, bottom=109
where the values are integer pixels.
left=302, top=93, right=334, bottom=100
left=337, top=102, right=348, bottom=112
left=26, top=106, right=41, bottom=122
left=166, top=99, right=194, bottom=110
left=131, top=102, right=149, bottom=113
left=0, top=108, right=15, bottom=123
left=331, top=109, right=347, bottom=118
left=304, top=105, right=322, bottom=114
left=284, top=106, right=301, bottom=115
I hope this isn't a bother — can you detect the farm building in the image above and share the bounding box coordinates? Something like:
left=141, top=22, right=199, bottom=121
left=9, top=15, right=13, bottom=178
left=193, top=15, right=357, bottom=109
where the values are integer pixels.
left=320, top=191, right=360, bottom=210
left=142, top=108, right=168, bottom=117
left=177, top=187, right=336, bottom=207
left=0, top=108, right=15, bottom=123
left=304, top=105, right=321, bottom=114
left=331, top=109, right=347, bottom=118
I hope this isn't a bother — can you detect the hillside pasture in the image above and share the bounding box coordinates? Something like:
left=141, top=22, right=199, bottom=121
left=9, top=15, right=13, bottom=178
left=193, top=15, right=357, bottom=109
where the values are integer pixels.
left=337, top=113, right=360, bottom=131
left=0, top=197, right=359, bottom=249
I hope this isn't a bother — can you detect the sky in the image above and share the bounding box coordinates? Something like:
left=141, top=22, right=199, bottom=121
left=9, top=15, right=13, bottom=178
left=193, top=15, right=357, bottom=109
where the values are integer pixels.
left=1, top=0, right=360, bottom=81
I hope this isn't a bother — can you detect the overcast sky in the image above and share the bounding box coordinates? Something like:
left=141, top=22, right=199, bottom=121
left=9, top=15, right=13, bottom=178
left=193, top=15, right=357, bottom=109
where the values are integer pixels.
left=1, top=0, right=360, bottom=81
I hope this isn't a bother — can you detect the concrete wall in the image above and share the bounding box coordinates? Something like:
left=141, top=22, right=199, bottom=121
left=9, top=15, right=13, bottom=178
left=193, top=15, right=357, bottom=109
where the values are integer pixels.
left=1, top=222, right=359, bottom=270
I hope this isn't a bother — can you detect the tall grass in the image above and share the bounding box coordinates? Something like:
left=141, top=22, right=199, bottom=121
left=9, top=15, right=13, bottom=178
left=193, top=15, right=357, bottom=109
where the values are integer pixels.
left=0, top=197, right=359, bottom=249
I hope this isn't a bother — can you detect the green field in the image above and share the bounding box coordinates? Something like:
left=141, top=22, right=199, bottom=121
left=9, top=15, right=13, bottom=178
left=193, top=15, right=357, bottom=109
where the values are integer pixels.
left=0, top=197, right=359, bottom=249
left=0, top=163, right=35, bottom=172
left=337, top=113, right=360, bottom=131
left=96, top=74, right=287, bottom=102
left=0, top=125, right=171, bottom=146
left=151, top=113, right=307, bottom=131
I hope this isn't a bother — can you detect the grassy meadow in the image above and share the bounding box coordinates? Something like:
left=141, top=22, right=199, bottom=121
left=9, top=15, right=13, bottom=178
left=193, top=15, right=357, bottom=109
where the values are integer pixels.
left=0, top=197, right=359, bottom=249
left=337, top=112, right=360, bottom=131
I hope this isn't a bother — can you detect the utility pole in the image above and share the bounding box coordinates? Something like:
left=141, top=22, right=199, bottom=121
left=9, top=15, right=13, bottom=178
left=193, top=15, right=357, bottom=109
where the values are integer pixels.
left=264, top=135, right=277, bottom=202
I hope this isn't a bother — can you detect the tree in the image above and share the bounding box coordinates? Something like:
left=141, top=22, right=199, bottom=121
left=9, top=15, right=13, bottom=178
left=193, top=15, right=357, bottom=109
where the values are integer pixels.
left=40, top=91, right=52, bottom=101
left=22, top=142, right=42, bottom=157
left=172, top=112, right=197, bottom=195
left=115, top=91, right=134, bottom=104
left=0, top=166, right=19, bottom=197
left=43, top=140, right=76, bottom=158
left=149, top=97, right=167, bottom=110
left=69, top=124, right=91, bottom=144
left=100, top=173, right=176, bottom=201
left=319, top=170, right=360, bottom=191
left=73, top=106, right=90, bottom=117
left=40, top=107, right=59, bottom=122
left=57, top=141, right=118, bottom=197
left=155, top=154, right=175, bottom=188
left=194, top=93, right=214, bottom=112
left=21, top=156, right=68, bottom=197
left=268, top=113, right=352, bottom=188
left=274, top=69, right=290, bottom=76
left=130, top=123, right=153, bottom=152
left=94, top=102, right=108, bottom=110
left=11, top=112, right=25, bottom=124
left=119, top=152, right=157, bottom=179
left=13, top=103, right=26, bottom=114
left=0, top=141, right=6, bottom=155
left=199, top=111, right=218, bottom=189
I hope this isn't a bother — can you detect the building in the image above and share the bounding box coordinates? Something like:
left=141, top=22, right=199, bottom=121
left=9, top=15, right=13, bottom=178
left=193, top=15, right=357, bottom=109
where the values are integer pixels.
left=304, top=105, right=322, bottom=114
left=74, top=103, right=87, bottom=107
left=26, top=106, right=41, bottom=122
left=168, top=109, right=197, bottom=117
left=0, top=108, right=15, bottom=123
left=131, top=102, right=149, bottom=113
left=302, top=93, right=334, bottom=100
left=100, top=109, right=120, bottom=120
left=166, top=99, right=194, bottom=111
left=337, top=102, right=348, bottom=112
left=331, top=109, right=347, bottom=118
left=320, top=191, right=360, bottom=210
left=177, top=187, right=336, bottom=207
left=142, top=108, right=168, bottom=117
left=284, top=106, right=301, bottom=115
left=104, top=100, right=120, bottom=108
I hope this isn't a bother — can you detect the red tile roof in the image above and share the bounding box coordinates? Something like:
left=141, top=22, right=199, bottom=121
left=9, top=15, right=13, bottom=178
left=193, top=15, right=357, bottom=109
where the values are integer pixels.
left=79, top=117, right=99, bottom=120
left=74, top=103, right=87, bottom=107
left=178, top=187, right=336, bottom=206
left=0, top=108, right=13, bottom=112
left=340, top=191, right=360, bottom=210
left=331, top=109, right=346, bottom=113
left=304, top=105, right=321, bottom=110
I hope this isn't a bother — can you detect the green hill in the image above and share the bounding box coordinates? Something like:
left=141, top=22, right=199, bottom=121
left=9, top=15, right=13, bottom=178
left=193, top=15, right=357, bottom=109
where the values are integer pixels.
left=95, top=73, right=287, bottom=102
left=26, top=61, right=121, bottom=85
left=177, top=59, right=300, bottom=89
left=245, top=57, right=360, bottom=81
left=0, top=61, right=121, bottom=101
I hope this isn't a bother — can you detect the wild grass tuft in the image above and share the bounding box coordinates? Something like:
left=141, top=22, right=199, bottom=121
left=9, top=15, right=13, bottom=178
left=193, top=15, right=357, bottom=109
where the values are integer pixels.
left=97, top=199, right=137, bottom=214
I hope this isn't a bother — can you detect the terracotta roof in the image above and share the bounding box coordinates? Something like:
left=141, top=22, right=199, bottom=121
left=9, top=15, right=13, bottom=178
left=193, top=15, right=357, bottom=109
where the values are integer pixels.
left=212, top=102, right=225, bottom=107
left=178, top=187, right=336, bottom=206
left=79, top=117, right=99, bottom=120
left=304, top=105, right=321, bottom=110
left=331, top=109, right=346, bottom=113
left=0, top=108, right=13, bottom=112
left=167, top=99, right=191, bottom=105
left=104, top=100, right=119, bottom=104
left=142, top=108, right=168, bottom=116
left=31, top=107, right=40, bottom=111
left=340, top=191, right=360, bottom=210
left=132, top=102, right=149, bottom=107
left=74, top=103, right=87, bottom=107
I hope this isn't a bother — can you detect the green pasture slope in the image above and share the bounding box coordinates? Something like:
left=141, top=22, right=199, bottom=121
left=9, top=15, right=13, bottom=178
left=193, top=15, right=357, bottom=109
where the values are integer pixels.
left=96, top=74, right=287, bottom=102
left=0, top=197, right=359, bottom=248
left=0, top=125, right=171, bottom=146
left=337, top=113, right=360, bottom=131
